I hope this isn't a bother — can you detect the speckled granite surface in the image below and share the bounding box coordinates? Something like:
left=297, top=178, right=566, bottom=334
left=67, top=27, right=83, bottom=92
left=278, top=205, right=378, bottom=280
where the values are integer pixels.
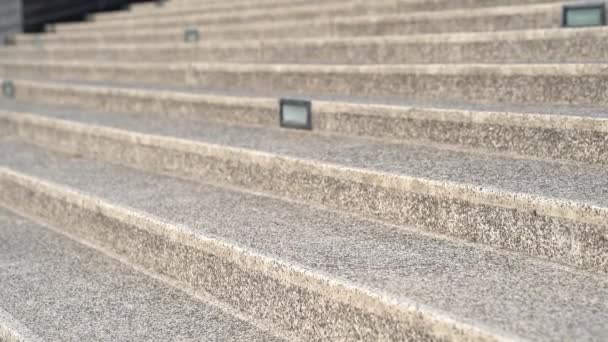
left=0, top=207, right=284, bottom=342
left=4, top=79, right=608, bottom=165
left=0, top=104, right=607, bottom=273
left=89, top=0, right=565, bottom=24
left=2, top=0, right=607, bottom=339
left=2, top=60, right=608, bottom=106
left=53, top=2, right=566, bottom=34
left=5, top=27, right=608, bottom=64
left=0, top=140, right=607, bottom=341
left=1, top=100, right=603, bottom=208
left=13, top=3, right=561, bottom=45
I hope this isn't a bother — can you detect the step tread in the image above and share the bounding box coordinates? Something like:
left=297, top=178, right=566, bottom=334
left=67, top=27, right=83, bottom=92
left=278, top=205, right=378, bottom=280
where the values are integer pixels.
left=1, top=98, right=606, bottom=208
left=1, top=138, right=607, bottom=341
left=0, top=207, right=282, bottom=342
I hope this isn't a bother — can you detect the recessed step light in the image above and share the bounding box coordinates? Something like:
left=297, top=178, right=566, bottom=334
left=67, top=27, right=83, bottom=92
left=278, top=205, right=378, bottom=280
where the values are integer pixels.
left=184, top=29, right=200, bottom=43
left=280, top=98, right=312, bottom=130
left=2, top=81, right=15, bottom=98
left=563, top=3, right=606, bottom=27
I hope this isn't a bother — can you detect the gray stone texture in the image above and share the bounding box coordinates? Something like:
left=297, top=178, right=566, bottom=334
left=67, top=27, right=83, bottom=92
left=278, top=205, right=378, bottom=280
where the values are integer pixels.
left=1, top=140, right=608, bottom=341
left=0, top=207, right=284, bottom=342
left=2, top=0, right=608, bottom=340
left=53, top=1, right=566, bottom=33
left=91, top=0, right=565, bottom=23
left=5, top=79, right=608, bottom=165
left=13, top=3, right=562, bottom=45
left=2, top=62, right=608, bottom=106
left=5, top=27, right=608, bottom=64
left=1, top=103, right=607, bottom=273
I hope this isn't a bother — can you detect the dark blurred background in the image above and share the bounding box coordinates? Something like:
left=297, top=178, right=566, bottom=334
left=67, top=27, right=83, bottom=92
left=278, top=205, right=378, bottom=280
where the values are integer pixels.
left=0, top=0, right=154, bottom=42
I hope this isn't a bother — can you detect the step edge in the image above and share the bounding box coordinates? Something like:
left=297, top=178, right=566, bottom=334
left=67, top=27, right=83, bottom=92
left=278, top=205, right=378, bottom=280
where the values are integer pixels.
left=2, top=109, right=606, bottom=228
left=0, top=167, right=514, bottom=342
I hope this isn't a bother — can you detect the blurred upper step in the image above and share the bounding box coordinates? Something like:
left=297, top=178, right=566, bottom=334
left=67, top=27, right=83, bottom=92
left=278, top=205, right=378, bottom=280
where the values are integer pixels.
left=4, top=27, right=608, bottom=64
left=53, top=0, right=568, bottom=33
left=95, top=0, right=569, bottom=22
left=14, top=3, right=565, bottom=45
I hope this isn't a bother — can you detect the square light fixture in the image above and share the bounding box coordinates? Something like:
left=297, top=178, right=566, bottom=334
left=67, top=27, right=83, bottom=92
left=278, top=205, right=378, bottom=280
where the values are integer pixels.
left=2, top=81, right=15, bottom=98
left=280, top=98, right=312, bottom=130
left=563, top=3, right=606, bottom=27
left=184, top=29, right=200, bottom=43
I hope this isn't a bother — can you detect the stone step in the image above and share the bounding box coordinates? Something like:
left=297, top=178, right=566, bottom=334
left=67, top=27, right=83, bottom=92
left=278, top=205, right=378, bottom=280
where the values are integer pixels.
left=121, top=0, right=330, bottom=17
left=1, top=60, right=607, bottom=106
left=3, top=27, right=608, bottom=64
left=1, top=101, right=606, bottom=273
left=4, top=78, right=608, bottom=166
left=1, top=138, right=607, bottom=341
left=100, top=0, right=564, bottom=23
left=14, top=3, right=563, bottom=45
left=53, top=0, right=566, bottom=33
left=0, top=208, right=284, bottom=342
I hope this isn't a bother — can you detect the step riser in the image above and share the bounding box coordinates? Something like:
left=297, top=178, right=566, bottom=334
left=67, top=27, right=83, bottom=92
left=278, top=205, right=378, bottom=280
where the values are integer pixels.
left=2, top=113, right=606, bottom=273
left=11, top=80, right=608, bottom=166
left=15, top=7, right=560, bottom=45
left=0, top=171, right=495, bottom=342
left=12, top=81, right=279, bottom=126
left=5, top=32, right=608, bottom=64
left=55, top=1, right=561, bottom=33
left=1, top=62, right=606, bottom=106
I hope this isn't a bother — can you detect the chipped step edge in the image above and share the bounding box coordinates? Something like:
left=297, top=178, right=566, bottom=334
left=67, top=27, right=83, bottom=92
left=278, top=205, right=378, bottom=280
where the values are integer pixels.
left=7, top=78, right=608, bottom=166
left=0, top=168, right=512, bottom=342
left=0, top=308, right=43, bottom=342
left=1, top=110, right=607, bottom=273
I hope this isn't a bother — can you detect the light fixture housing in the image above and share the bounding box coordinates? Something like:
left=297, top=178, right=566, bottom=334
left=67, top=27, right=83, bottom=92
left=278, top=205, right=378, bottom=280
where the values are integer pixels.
left=562, top=3, right=606, bottom=27
left=2, top=81, right=15, bottom=98
left=280, top=98, right=312, bottom=130
left=184, top=29, right=200, bottom=43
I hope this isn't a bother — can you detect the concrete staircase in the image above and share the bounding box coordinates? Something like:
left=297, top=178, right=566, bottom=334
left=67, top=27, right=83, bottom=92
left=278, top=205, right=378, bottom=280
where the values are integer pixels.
left=1, top=0, right=607, bottom=341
